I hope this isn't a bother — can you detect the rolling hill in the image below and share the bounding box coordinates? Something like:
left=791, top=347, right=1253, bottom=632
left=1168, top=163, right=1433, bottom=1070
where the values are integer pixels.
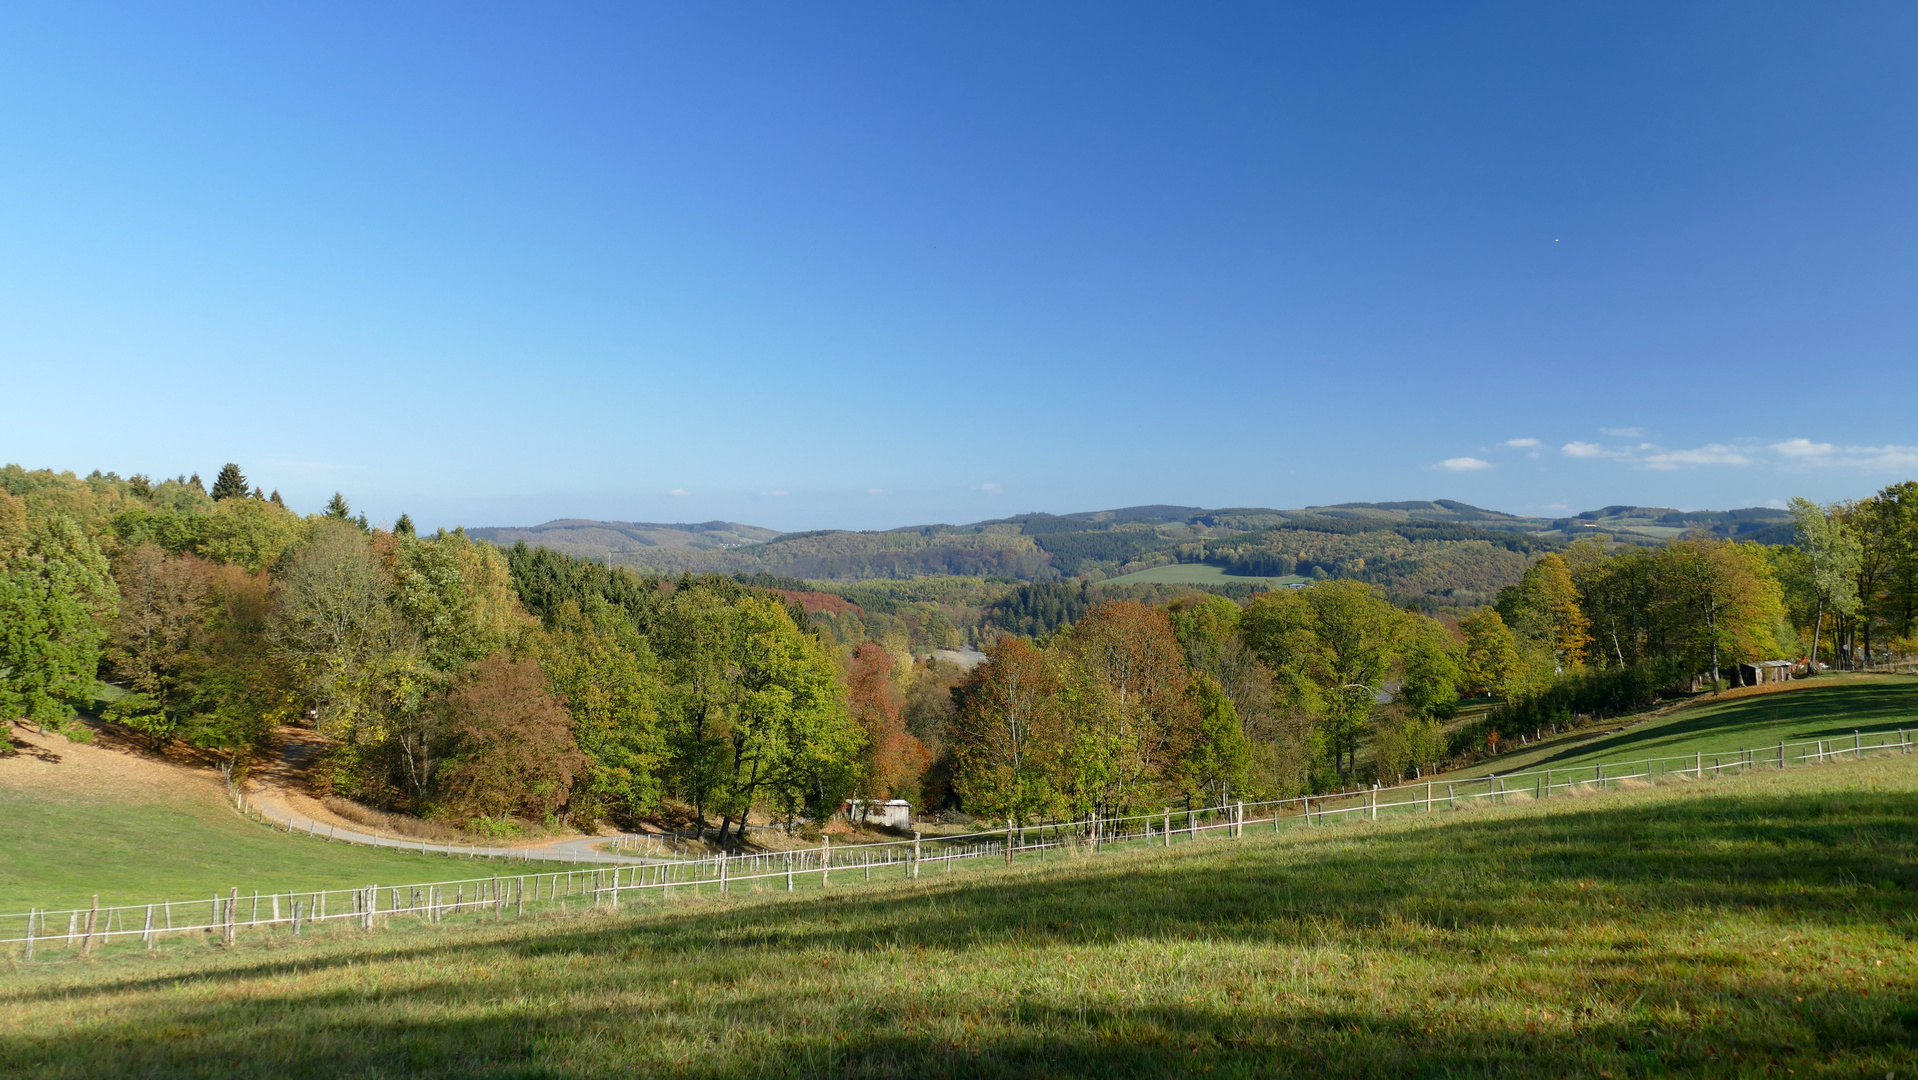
left=471, top=499, right=1799, bottom=612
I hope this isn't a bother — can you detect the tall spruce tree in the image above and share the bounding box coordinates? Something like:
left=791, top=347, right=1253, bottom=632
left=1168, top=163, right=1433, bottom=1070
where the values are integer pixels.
left=210, top=463, right=249, bottom=501
left=394, top=513, right=416, bottom=537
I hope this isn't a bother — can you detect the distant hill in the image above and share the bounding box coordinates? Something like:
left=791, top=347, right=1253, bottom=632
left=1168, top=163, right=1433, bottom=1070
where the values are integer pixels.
left=465, top=519, right=780, bottom=563
left=1535, top=506, right=1795, bottom=546
left=473, top=500, right=1573, bottom=612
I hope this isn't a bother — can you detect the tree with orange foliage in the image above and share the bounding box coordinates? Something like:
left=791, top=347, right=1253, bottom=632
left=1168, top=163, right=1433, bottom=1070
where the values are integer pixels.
left=846, top=642, right=930, bottom=804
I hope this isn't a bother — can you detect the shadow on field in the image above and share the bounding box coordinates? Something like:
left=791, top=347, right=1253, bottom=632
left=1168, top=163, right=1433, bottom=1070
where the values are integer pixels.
left=1529, top=680, right=1918, bottom=770
left=5, top=785, right=1917, bottom=1078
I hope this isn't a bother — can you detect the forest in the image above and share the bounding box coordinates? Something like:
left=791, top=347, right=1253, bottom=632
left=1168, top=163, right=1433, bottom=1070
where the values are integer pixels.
left=4, top=462, right=1915, bottom=841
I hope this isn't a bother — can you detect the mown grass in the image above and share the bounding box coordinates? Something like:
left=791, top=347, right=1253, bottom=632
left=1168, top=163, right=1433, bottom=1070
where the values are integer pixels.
left=5, top=756, right=1915, bottom=1079
left=1446, top=673, right=1918, bottom=781
left=0, top=781, right=572, bottom=914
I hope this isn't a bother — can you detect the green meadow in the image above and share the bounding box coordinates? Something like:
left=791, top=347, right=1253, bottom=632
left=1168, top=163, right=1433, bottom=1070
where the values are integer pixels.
left=1101, top=562, right=1307, bottom=588
left=6, top=751, right=1916, bottom=1079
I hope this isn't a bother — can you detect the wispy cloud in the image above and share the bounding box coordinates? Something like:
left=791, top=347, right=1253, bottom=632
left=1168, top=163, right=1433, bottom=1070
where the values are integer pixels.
left=1435, top=457, right=1492, bottom=472
left=1769, top=438, right=1918, bottom=471
left=669, top=488, right=691, bottom=497
left=1599, top=426, right=1646, bottom=437
left=1540, top=434, right=1914, bottom=473
left=1502, top=438, right=1541, bottom=448
left=1641, top=444, right=1754, bottom=470
left=977, top=482, right=1004, bottom=494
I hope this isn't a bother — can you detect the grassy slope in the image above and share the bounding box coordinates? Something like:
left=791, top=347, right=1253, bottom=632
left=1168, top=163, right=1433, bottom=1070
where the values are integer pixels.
left=0, top=764, right=568, bottom=915
left=1444, top=674, right=1918, bottom=781
left=5, top=758, right=1915, bottom=1079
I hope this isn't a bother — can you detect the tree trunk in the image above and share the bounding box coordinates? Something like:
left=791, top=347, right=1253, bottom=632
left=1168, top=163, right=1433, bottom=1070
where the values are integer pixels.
left=1810, top=596, right=1825, bottom=673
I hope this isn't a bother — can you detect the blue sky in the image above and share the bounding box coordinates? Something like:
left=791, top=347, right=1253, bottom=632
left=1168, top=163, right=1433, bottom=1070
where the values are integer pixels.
left=2, top=3, right=1913, bottom=531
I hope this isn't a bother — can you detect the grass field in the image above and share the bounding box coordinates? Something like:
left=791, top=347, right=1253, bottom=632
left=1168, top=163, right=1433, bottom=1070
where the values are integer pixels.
left=0, top=737, right=571, bottom=915
left=1446, top=674, right=1918, bottom=782
left=1102, top=562, right=1306, bottom=588
left=5, top=754, right=1915, bottom=1078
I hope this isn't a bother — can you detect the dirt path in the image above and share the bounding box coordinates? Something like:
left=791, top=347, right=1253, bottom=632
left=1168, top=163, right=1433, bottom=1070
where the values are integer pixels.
left=240, top=727, right=657, bottom=865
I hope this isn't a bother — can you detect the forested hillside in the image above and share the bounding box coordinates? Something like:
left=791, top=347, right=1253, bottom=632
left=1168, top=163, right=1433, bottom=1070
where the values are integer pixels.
left=7, top=461, right=1911, bottom=846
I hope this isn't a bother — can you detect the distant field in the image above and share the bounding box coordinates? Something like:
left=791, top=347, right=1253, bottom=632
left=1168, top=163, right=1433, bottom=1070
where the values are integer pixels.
left=1102, top=563, right=1306, bottom=588
left=6, top=756, right=1914, bottom=1078
left=1445, top=674, right=1918, bottom=782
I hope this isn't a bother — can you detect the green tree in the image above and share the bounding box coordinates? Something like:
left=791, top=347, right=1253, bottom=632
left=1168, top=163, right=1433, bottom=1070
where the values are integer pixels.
left=536, top=599, right=666, bottom=825
left=0, top=504, right=119, bottom=727
left=1173, top=670, right=1252, bottom=805
left=1789, top=498, right=1861, bottom=670
left=209, top=463, right=249, bottom=502
left=1457, top=609, right=1523, bottom=697
left=949, top=636, right=1059, bottom=825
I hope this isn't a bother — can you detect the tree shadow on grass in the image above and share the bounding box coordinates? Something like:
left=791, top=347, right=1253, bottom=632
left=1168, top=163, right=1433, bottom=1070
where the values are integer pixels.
left=6, top=782, right=1916, bottom=1079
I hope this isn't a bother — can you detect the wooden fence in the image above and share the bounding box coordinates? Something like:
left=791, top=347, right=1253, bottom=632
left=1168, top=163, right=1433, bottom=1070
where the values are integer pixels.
left=6, top=726, right=1910, bottom=959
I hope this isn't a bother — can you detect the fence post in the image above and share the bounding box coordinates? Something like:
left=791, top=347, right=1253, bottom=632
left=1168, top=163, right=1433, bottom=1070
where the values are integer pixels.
left=822, top=836, right=832, bottom=888
left=1447, top=784, right=1455, bottom=809
left=143, top=904, right=155, bottom=948
left=1005, top=822, right=1015, bottom=866
left=25, top=909, right=35, bottom=961
left=226, top=888, right=239, bottom=945
left=82, top=895, right=98, bottom=955
left=1369, top=784, right=1377, bottom=822
left=293, top=900, right=302, bottom=936
left=1426, top=781, right=1433, bottom=812
left=787, top=851, right=795, bottom=891
left=1164, top=808, right=1172, bottom=846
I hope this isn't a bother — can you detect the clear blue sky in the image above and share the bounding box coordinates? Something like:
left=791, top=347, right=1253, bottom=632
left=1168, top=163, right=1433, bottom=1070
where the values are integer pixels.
left=2, top=3, right=1913, bottom=531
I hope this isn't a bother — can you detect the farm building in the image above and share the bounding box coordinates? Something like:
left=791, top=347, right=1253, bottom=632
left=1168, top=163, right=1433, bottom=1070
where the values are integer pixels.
left=847, top=799, right=913, bottom=830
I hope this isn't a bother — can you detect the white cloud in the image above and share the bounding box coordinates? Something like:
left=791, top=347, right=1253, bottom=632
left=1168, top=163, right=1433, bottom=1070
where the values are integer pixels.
left=977, top=482, right=1004, bottom=494
left=1771, top=438, right=1836, bottom=459
left=1641, top=444, right=1755, bottom=470
left=1561, top=441, right=1607, bottom=458
left=1502, top=438, right=1541, bottom=448
left=669, top=488, right=691, bottom=496
left=1435, top=457, right=1493, bottom=472
left=1599, top=426, right=1646, bottom=437
left=1765, top=498, right=1788, bottom=509
left=1768, top=439, right=1918, bottom=471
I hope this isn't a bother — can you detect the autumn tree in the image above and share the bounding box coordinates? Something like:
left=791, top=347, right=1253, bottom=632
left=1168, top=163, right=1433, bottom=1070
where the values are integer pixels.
left=846, top=642, right=929, bottom=803
left=436, top=652, right=587, bottom=822
left=1456, top=609, right=1522, bottom=697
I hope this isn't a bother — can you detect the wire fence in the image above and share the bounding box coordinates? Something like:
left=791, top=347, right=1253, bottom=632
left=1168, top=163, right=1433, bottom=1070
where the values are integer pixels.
left=8, top=726, right=1911, bottom=959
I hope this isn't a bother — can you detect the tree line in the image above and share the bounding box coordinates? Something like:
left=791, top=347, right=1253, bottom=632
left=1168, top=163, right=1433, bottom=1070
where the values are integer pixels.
left=6, top=463, right=1916, bottom=837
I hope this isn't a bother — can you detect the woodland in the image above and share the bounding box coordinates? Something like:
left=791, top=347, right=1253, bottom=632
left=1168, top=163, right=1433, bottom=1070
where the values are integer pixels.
left=4, top=462, right=1915, bottom=841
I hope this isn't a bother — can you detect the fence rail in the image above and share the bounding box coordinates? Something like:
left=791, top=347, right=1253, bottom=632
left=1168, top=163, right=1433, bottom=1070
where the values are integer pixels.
left=8, top=727, right=1910, bottom=958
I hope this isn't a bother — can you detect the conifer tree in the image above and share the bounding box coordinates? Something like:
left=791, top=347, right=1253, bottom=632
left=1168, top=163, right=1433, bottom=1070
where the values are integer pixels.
left=269, top=490, right=286, bottom=508
left=210, top=463, right=249, bottom=501
left=323, top=493, right=352, bottom=520
left=394, top=513, right=416, bottom=537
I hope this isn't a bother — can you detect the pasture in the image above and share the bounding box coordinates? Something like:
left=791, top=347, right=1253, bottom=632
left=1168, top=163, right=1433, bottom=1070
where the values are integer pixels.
left=5, top=754, right=1915, bottom=1079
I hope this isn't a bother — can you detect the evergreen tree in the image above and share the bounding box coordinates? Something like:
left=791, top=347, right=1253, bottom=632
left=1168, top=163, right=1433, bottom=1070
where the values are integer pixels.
left=394, top=513, right=416, bottom=538
left=269, top=490, right=286, bottom=509
left=210, top=463, right=249, bottom=501
left=323, top=492, right=352, bottom=520
left=188, top=473, right=205, bottom=494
